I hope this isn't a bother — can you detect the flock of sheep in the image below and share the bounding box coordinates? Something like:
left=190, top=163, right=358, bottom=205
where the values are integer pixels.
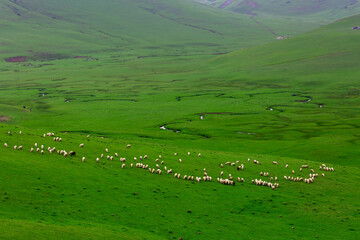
left=3, top=130, right=335, bottom=190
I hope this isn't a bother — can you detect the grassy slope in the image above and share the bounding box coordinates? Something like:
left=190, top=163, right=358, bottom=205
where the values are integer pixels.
left=0, top=125, right=359, bottom=239
left=0, top=3, right=359, bottom=240
left=0, top=0, right=316, bottom=60
left=195, top=0, right=360, bottom=21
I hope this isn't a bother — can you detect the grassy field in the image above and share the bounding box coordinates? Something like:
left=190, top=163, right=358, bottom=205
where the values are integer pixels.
left=0, top=1, right=360, bottom=239
left=195, top=0, right=360, bottom=22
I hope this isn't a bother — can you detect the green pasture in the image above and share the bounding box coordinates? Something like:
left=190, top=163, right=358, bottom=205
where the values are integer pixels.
left=0, top=1, right=359, bottom=239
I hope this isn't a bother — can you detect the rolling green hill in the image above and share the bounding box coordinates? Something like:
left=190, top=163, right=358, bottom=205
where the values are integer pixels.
left=0, top=2, right=359, bottom=240
left=0, top=0, right=322, bottom=60
left=195, top=0, right=360, bottom=21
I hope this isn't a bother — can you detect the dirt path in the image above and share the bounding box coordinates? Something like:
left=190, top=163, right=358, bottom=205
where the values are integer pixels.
left=219, top=0, right=233, bottom=9
left=243, top=0, right=282, bottom=37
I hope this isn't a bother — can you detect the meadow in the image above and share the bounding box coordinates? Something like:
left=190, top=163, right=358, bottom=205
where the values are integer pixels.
left=0, top=1, right=360, bottom=239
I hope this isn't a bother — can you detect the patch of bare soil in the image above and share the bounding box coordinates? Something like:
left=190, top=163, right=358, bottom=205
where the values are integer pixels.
left=0, top=116, right=9, bottom=122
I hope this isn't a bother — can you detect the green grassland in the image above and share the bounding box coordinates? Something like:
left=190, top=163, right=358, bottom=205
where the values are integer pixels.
left=0, top=1, right=360, bottom=239
left=195, top=0, right=360, bottom=22
left=0, top=0, right=327, bottom=60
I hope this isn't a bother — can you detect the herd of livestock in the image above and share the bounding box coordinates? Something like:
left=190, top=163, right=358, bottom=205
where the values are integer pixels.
left=3, top=130, right=335, bottom=190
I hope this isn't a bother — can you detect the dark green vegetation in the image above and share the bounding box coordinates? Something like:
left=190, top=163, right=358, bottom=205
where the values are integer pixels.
left=1, top=0, right=360, bottom=239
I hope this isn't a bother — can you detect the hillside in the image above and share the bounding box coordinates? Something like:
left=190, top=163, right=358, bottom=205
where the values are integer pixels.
left=195, top=0, right=360, bottom=21
left=0, top=0, right=321, bottom=60
left=0, top=3, right=359, bottom=240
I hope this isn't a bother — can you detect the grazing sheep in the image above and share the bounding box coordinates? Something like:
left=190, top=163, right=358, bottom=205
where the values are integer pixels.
left=198, top=153, right=201, bottom=157
left=34, top=143, right=38, bottom=147
left=134, top=157, right=137, bottom=161
left=13, top=145, right=17, bottom=150
left=126, top=144, right=131, bottom=148
left=220, top=164, right=224, bottom=168
left=18, top=146, right=22, bottom=150
left=82, top=157, right=85, bottom=162
left=79, top=143, right=84, bottom=147
left=292, top=170, right=295, bottom=174
left=30, top=148, right=34, bottom=152
left=36, top=148, right=40, bottom=152
left=161, top=161, right=164, bottom=165
left=115, top=153, right=118, bottom=157
left=105, top=148, right=109, bottom=153
left=121, top=163, right=125, bottom=168
left=96, top=158, right=99, bottom=163
left=188, top=152, right=190, bottom=156
left=19, top=131, right=22, bottom=135
left=101, top=154, right=104, bottom=158
left=131, top=163, right=134, bottom=168
left=41, top=150, right=44, bottom=155
left=69, top=151, right=76, bottom=156
left=4, top=143, right=7, bottom=148
left=41, top=145, right=44, bottom=150
left=155, top=159, right=159, bottom=163
left=285, top=164, right=288, bottom=168
left=174, top=153, right=178, bottom=156
left=237, top=164, right=244, bottom=170
left=179, top=159, right=182, bottom=163
left=159, top=155, right=162, bottom=159
left=273, top=161, right=278, bottom=165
